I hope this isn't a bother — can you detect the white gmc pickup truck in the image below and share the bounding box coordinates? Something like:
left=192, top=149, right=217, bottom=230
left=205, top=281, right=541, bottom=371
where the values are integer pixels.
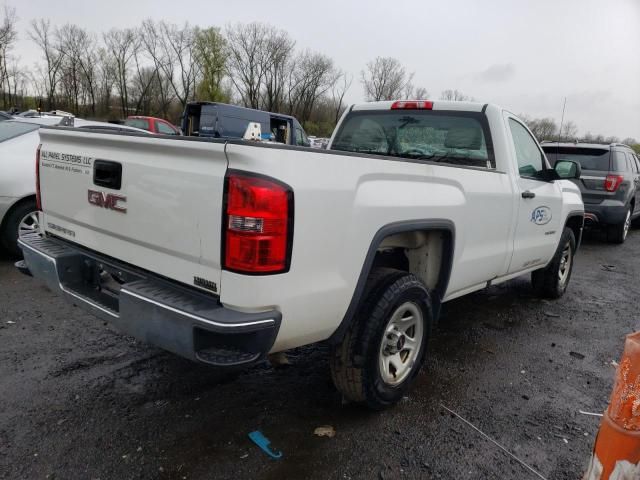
left=19, top=100, right=584, bottom=409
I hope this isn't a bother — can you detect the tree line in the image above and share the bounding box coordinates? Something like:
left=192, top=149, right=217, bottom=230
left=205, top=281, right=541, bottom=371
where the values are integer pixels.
left=0, top=5, right=637, bottom=146
left=1, top=8, right=354, bottom=135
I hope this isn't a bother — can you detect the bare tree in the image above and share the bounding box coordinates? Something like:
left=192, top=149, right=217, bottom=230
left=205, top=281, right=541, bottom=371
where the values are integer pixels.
left=157, top=21, right=199, bottom=108
left=56, top=24, right=96, bottom=115
left=29, top=19, right=64, bottom=110
left=361, top=57, right=413, bottom=101
left=414, top=87, right=429, bottom=100
left=559, top=120, right=578, bottom=141
left=0, top=6, right=18, bottom=108
left=140, top=20, right=174, bottom=118
left=96, top=48, right=115, bottom=116
left=287, top=50, right=337, bottom=124
left=225, top=22, right=272, bottom=109
left=440, top=89, right=469, bottom=101
left=103, top=28, right=138, bottom=118
left=520, top=115, right=558, bottom=142
left=330, top=70, right=352, bottom=124
left=261, top=27, right=295, bottom=112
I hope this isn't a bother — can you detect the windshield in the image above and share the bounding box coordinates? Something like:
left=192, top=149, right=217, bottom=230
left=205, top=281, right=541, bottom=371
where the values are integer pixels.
left=543, top=147, right=611, bottom=171
left=331, top=111, right=493, bottom=168
left=0, top=121, right=39, bottom=143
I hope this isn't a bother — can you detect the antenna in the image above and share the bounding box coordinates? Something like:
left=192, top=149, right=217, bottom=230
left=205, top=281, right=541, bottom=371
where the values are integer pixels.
left=557, top=97, right=567, bottom=144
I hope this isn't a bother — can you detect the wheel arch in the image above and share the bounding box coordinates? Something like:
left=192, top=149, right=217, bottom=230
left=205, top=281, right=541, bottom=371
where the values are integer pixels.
left=564, top=211, right=584, bottom=250
left=0, top=194, right=37, bottom=234
left=328, top=219, right=455, bottom=344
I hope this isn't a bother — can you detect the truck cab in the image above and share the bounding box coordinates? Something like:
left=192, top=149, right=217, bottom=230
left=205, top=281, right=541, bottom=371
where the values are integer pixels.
left=182, top=102, right=310, bottom=147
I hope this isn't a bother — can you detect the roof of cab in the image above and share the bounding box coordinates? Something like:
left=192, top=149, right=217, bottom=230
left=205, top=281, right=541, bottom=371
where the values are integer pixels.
left=350, top=100, right=487, bottom=112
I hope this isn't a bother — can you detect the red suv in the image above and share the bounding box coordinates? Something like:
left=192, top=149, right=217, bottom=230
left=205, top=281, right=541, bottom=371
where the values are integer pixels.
left=124, top=116, right=181, bottom=135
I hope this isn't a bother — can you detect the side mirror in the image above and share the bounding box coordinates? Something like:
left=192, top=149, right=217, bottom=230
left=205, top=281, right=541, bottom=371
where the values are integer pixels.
left=554, top=160, right=581, bottom=179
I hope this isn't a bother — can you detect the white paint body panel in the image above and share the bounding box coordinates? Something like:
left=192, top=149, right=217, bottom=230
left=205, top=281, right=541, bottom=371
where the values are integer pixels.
left=38, top=129, right=227, bottom=292
left=37, top=103, right=584, bottom=352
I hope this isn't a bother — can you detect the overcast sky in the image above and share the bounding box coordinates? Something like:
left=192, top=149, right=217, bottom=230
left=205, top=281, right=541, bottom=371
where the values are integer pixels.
left=8, top=0, right=640, bottom=139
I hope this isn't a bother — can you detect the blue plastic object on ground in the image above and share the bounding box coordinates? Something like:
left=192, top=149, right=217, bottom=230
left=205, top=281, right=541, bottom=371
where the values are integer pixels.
left=248, top=431, right=283, bottom=459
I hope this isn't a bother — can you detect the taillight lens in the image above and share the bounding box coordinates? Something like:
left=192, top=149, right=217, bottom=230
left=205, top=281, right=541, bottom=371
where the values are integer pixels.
left=604, top=175, right=624, bottom=192
left=391, top=100, right=433, bottom=110
left=36, top=144, right=42, bottom=210
left=224, top=171, right=293, bottom=274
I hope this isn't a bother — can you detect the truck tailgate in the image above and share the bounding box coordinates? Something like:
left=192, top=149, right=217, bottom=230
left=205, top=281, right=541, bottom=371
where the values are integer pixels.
left=38, top=128, right=227, bottom=294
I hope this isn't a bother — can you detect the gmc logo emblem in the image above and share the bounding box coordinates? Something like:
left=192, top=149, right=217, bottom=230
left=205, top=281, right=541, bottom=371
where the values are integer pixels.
left=88, top=190, right=127, bottom=213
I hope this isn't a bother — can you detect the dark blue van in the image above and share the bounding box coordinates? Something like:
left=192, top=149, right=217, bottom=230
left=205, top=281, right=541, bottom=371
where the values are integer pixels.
left=182, top=102, right=310, bottom=147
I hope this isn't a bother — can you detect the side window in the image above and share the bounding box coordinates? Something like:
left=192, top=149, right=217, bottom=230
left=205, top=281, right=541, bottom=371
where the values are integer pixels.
left=625, top=153, right=634, bottom=173
left=294, top=128, right=306, bottom=146
left=612, top=151, right=627, bottom=172
left=219, top=115, right=249, bottom=138
left=508, top=118, right=545, bottom=177
left=125, top=118, right=150, bottom=131
left=634, top=155, right=640, bottom=173
left=157, top=121, right=178, bottom=135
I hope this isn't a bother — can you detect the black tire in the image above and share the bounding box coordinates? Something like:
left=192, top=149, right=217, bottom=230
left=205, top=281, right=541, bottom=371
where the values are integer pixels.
left=0, top=199, right=38, bottom=258
left=330, top=268, right=432, bottom=410
left=531, top=227, right=576, bottom=299
left=607, top=208, right=631, bottom=244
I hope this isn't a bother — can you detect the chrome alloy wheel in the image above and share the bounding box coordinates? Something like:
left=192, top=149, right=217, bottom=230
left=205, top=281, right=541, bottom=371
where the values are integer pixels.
left=558, top=242, right=572, bottom=287
left=378, top=301, right=424, bottom=386
left=18, top=211, right=39, bottom=237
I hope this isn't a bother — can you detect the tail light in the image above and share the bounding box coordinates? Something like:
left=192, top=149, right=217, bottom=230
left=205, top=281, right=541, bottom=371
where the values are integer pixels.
left=391, top=100, right=433, bottom=110
left=36, top=144, right=42, bottom=210
left=604, top=175, right=624, bottom=192
left=223, top=171, right=293, bottom=274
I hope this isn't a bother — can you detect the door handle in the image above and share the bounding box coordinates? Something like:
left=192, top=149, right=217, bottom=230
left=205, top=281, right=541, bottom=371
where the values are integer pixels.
left=521, top=191, right=536, bottom=199
left=93, top=160, right=122, bottom=190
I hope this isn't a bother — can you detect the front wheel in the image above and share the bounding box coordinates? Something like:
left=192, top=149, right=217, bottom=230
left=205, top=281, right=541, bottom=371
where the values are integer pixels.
left=531, top=227, right=576, bottom=299
left=330, top=269, right=432, bottom=410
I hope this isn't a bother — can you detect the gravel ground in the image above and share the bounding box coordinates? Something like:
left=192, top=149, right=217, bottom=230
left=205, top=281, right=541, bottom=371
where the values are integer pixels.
left=0, top=230, right=636, bottom=480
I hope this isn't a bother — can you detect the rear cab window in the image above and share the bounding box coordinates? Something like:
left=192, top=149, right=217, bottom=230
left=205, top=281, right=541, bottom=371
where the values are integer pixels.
left=0, top=122, right=39, bottom=143
left=330, top=110, right=494, bottom=169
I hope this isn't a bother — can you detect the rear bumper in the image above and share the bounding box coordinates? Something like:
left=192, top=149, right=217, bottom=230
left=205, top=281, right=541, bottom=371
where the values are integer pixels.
left=583, top=201, right=628, bottom=226
left=18, top=233, right=280, bottom=367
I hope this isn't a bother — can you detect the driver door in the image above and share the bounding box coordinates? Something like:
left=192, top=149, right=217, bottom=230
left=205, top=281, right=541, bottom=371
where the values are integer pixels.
left=506, top=114, right=563, bottom=274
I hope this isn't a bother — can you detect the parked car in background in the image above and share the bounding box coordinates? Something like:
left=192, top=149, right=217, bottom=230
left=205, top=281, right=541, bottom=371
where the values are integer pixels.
left=182, top=101, right=310, bottom=147
left=310, top=137, right=330, bottom=149
left=21, top=100, right=583, bottom=409
left=543, top=142, right=640, bottom=243
left=0, top=117, right=148, bottom=256
left=124, top=115, right=181, bottom=136
left=0, top=111, right=13, bottom=121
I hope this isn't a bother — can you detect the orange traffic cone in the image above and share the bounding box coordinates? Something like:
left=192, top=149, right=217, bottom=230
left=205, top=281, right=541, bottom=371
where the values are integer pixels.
left=584, top=332, right=640, bottom=479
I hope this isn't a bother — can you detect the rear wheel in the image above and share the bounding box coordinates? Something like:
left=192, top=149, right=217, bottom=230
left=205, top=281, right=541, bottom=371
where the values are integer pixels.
left=607, top=208, right=631, bottom=244
left=330, top=268, right=432, bottom=410
left=1, top=199, right=38, bottom=257
left=532, top=227, right=575, bottom=299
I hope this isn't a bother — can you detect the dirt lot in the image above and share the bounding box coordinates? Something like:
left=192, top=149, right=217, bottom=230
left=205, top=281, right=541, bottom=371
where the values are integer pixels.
left=0, top=230, right=635, bottom=480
